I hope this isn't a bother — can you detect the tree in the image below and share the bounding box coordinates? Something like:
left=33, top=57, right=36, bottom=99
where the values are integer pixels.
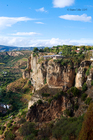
left=33, top=47, right=38, bottom=52
left=43, top=47, right=50, bottom=52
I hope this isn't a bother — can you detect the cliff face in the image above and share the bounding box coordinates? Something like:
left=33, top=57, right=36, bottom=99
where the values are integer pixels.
left=26, top=95, right=71, bottom=122
left=7, top=51, right=24, bottom=56
left=75, top=67, right=85, bottom=89
left=47, top=60, right=75, bottom=89
left=75, top=61, right=93, bottom=89
left=23, top=54, right=75, bottom=90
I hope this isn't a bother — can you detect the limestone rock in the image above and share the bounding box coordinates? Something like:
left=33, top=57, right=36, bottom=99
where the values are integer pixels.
left=86, top=69, right=93, bottom=88
left=23, top=53, right=75, bottom=90
left=26, top=96, right=69, bottom=122
left=75, top=67, right=85, bottom=89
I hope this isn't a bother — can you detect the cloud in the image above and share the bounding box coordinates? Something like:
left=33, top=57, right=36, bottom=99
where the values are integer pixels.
left=11, top=32, right=39, bottom=36
left=59, top=14, right=92, bottom=22
left=0, top=17, right=35, bottom=29
left=0, top=36, right=93, bottom=47
left=35, top=22, right=44, bottom=24
left=36, top=7, right=47, bottom=12
left=53, top=0, right=74, bottom=8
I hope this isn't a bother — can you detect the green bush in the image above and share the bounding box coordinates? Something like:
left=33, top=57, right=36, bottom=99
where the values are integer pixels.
left=18, top=118, right=26, bottom=124
left=53, top=93, right=60, bottom=100
left=1, top=126, right=6, bottom=131
left=60, top=91, right=66, bottom=96
left=82, top=83, right=87, bottom=92
left=37, top=100, right=43, bottom=105
left=23, top=134, right=36, bottom=140
left=81, top=93, right=87, bottom=101
left=28, top=80, right=31, bottom=85
left=91, top=80, right=93, bottom=86
left=31, top=69, right=33, bottom=72
left=64, top=109, right=72, bottom=117
left=85, top=97, right=92, bottom=105
left=74, top=104, right=79, bottom=111
left=7, top=122, right=12, bottom=128
left=25, top=68, right=29, bottom=71
left=86, top=66, right=92, bottom=76
left=48, top=98, right=53, bottom=104
left=44, top=79, right=47, bottom=84
left=42, top=93, right=50, bottom=97
left=0, top=130, right=3, bottom=135
left=67, top=87, right=79, bottom=97
left=52, top=116, right=84, bottom=140
left=4, top=130, right=15, bottom=140
left=86, top=69, right=90, bottom=76
left=30, top=93, right=33, bottom=96
left=19, top=122, right=37, bottom=137
left=11, top=125, right=17, bottom=131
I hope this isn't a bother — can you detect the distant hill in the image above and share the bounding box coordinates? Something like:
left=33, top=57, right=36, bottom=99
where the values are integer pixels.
left=0, top=45, right=45, bottom=52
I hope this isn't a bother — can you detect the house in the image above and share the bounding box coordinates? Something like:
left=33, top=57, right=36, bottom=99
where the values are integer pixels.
left=75, top=50, right=80, bottom=53
left=59, top=52, right=62, bottom=55
left=43, top=55, right=65, bottom=60
left=77, top=48, right=80, bottom=51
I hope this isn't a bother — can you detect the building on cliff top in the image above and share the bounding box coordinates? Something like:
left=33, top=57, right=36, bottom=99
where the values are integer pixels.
left=43, top=55, right=65, bottom=60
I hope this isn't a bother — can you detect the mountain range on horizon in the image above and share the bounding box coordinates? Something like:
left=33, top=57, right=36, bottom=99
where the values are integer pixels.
left=0, top=45, right=45, bottom=52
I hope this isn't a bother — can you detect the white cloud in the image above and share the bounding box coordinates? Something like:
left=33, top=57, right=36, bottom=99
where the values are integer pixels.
left=0, top=36, right=93, bottom=47
left=53, top=0, right=74, bottom=8
left=36, top=7, right=47, bottom=12
left=59, top=14, right=92, bottom=22
left=0, top=17, right=35, bottom=29
left=35, top=22, right=44, bottom=24
left=11, top=32, right=39, bottom=36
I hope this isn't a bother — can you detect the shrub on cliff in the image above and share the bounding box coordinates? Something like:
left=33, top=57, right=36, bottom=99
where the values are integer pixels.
left=67, top=87, right=79, bottom=97
left=7, top=122, right=12, bottom=128
left=85, top=97, right=92, bottom=105
left=81, top=93, right=87, bottom=101
left=23, top=134, right=36, bottom=140
left=64, top=109, right=72, bottom=117
left=82, top=83, right=87, bottom=91
left=42, top=93, right=50, bottom=97
left=37, top=100, right=43, bottom=105
left=86, top=66, right=92, bottom=76
left=91, top=80, right=93, bottom=86
left=74, top=104, right=79, bottom=111
left=52, top=116, right=84, bottom=140
left=48, top=98, right=52, bottom=104
left=19, top=122, right=38, bottom=136
left=18, top=118, right=26, bottom=124
left=4, top=130, right=15, bottom=140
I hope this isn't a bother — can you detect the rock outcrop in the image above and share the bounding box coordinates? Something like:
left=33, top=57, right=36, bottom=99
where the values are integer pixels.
left=47, top=60, right=75, bottom=89
left=75, top=67, right=85, bottom=89
left=23, top=53, right=75, bottom=90
left=86, top=68, right=93, bottom=88
left=75, top=61, right=93, bottom=89
left=7, top=51, right=24, bottom=56
left=27, top=95, right=71, bottom=122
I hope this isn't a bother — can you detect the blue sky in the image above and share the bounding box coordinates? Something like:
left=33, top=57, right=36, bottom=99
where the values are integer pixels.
left=0, top=0, right=93, bottom=47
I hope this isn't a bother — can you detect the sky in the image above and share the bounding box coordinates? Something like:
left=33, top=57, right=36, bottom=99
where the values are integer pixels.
left=0, top=0, right=93, bottom=47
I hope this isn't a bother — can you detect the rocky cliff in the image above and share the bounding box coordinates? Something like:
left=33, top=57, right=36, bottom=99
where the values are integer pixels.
left=27, top=95, right=71, bottom=122
left=75, top=61, right=93, bottom=89
left=23, top=53, right=75, bottom=90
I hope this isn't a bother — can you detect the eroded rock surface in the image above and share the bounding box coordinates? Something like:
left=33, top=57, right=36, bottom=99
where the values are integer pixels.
left=27, top=96, right=70, bottom=122
left=23, top=53, right=75, bottom=90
